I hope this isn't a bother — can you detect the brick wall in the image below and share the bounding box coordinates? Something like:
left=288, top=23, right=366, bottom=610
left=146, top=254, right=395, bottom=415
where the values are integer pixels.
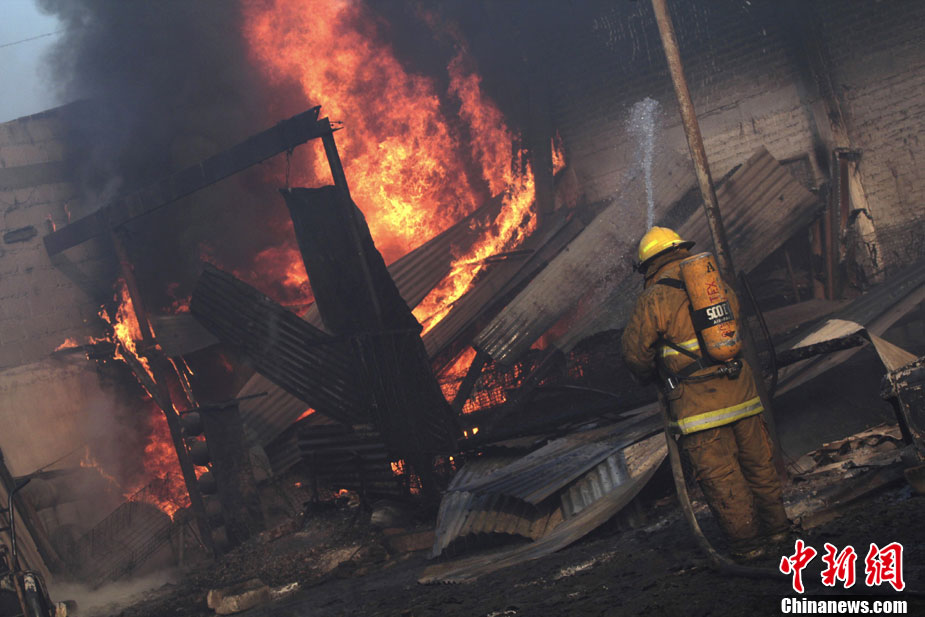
left=815, top=0, right=925, bottom=243
left=543, top=1, right=819, bottom=213
left=538, top=1, right=924, bottom=268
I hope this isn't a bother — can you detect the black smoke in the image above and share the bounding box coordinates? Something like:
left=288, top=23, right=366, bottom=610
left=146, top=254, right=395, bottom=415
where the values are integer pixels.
left=37, top=0, right=310, bottom=308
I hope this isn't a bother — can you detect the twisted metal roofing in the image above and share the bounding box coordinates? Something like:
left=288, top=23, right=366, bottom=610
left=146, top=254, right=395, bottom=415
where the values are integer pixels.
left=476, top=147, right=820, bottom=364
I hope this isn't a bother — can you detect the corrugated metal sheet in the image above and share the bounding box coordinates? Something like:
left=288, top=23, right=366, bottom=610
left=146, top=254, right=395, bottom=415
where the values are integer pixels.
left=238, top=377, right=312, bottom=448
left=430, top=409, right=660, bottom=559
left=676, top=147, right=821, bottom=273
left=264, top=426, right=301, bottom=477
left=431, top=454, right=540, bottom=558
left=422, top=206, right=588, bottom=361
left=238, top=199, right=503, bottom=448
left=559, top=451, right=629, bottom=519
left=264, top=411, right=341, bottom=475
left=776, top=258, right=925, bottom=395
left=265, top=414, right=401, bottom=495
left=195, top=260, right=458, bottom=457
left=422, top=432, right=667, bottom=582
left=476, top=147, right=820, bottom=365
left=190, top=265, right=366, bottom=428
left=149, top=313, right=219, bottom=357
left=557, top=147, right=820, bottom=351
left=451, top=408, right=661, bottom=504
left=302, top=198, right=503, bottom=329
left=762, top=299, right=849, bottom=339
left=474, top=149, right=696, bottom=364
left=297, top=423, right=401, bottom=497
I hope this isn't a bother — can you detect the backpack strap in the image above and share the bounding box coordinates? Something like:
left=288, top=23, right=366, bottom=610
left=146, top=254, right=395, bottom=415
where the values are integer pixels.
left=655, top=277, right=685, bottom=290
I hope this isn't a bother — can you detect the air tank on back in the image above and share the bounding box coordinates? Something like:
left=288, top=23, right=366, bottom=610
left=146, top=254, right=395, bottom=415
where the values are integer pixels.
left=679, top=252, right=741, bottom=363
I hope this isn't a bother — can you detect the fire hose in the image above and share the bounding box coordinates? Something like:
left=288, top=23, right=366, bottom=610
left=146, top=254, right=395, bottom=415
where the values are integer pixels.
left=658, top=397, right=779, bottom=579
left=663, top=412, right=925, bottom=598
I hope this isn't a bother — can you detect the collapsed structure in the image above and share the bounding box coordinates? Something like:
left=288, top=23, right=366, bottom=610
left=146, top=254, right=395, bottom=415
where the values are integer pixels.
left=1, top=0, right=923, bottom=598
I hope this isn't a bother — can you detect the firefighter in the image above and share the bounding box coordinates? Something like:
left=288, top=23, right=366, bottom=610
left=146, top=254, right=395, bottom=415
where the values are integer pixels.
left=621, top=226, right=789, bottom=558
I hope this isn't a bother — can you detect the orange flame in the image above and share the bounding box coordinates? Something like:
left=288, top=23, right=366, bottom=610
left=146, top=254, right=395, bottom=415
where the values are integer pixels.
left=296, top=408, right=315, bottom=422
left=95, top=280, right=188, bottom=518
left=99, top=279, right=154, bottom=379
left=251, top=245, right=311, bottom=299
left=414, top=153, right=535, bottom=333
left=165, top=282, right=191, bottom=314
left=437, top=346, right=477, bottom=401
left=244, top=0, right=481, bottom=257
left=552, top=133, right=567, bottom=176
left=79, top=446, right=121, bottom=490
left=129, top=404, right=189, bottom=519
left=242, top=0, right=536, bottom=329
left=55, top=337, right=80, bottom=352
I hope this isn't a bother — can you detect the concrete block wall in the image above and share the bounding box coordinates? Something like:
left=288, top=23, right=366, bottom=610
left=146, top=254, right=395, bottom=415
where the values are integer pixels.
left=0, top=108, right=115, bottom=478
left=0, top=108, right=110, bottom=370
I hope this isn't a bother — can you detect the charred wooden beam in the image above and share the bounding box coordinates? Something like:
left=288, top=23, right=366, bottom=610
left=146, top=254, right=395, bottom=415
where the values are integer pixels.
left=784, top=249, right=801, bottom=303
left=451, top=350, right=491, bottom=413
left=44, top=107, right=329, bottom=256
left=110, top=232, right=215, bottom=556
left=881, top=357, right=925, bottom=453
left=811, top=218, right=826, bottom=299
left=776, top=334, right=867, bottom=367
left=196, top=402, right=264, bottom=545
left=824, top=159, right=837, bottom=299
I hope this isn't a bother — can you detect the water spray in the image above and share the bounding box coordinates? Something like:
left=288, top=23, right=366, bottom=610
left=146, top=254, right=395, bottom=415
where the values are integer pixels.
left=627, top=97, right=661, bottom=229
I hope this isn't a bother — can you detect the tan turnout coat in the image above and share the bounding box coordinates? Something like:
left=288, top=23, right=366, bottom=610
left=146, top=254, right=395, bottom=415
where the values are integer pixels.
left=621, top=251, right=763, bottom=435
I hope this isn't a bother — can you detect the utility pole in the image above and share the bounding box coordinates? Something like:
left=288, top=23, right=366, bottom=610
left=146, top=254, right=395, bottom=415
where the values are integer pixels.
left=650, top=0, right=785, bottom=473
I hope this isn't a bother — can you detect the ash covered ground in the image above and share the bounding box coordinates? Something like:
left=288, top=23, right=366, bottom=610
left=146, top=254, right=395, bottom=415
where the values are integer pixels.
left=78, top=468, right=923, bottom=617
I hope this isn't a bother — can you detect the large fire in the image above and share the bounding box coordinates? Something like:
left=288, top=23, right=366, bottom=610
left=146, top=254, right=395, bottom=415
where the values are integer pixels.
left=95, top=279, right=189, bottom=518
left=242, top=0, right=536, bottom=331
left=67, top=1, right=559, bottom=519
left=131, top=405, right=190, bottom=519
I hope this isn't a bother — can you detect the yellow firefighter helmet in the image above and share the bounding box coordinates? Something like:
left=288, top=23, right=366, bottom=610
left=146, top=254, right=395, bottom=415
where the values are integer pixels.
left=637, top=226, right=694, bottom=267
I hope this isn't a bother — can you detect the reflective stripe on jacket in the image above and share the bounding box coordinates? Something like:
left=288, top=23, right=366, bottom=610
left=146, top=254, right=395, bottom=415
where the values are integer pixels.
left=668, top=395, right=764, bottom=434
left=659, top=337, right=700, bottom=358
left=621, top=250, right=762, bottom=435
